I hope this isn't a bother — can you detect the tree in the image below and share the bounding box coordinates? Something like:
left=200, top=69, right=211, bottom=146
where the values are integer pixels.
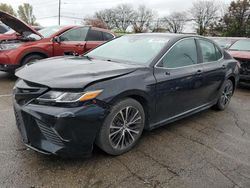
left=0, top=3, right=16, bottom=16
left=90, top=4, right=135, bottom=32
left=222, top=0, right=250, bottom=37
left=163, top=12, right=186, bottom=33
left=17, top=3, right=38, bottom=25
left=84, top=17, right=108, bottom=29
left=95, top=8, right=116, bottom=30
left=131, top=5, right=155, bottom=33
left=113, top=4, right=135, bottom=32
left=190, top=0, right=219, bottom=35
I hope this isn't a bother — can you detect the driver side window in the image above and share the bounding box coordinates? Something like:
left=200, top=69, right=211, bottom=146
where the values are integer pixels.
left=162, top=38, right=198, bottom=68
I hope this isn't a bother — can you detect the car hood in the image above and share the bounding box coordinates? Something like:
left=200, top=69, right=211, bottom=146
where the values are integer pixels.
left=228, top=50, right=250, bottom=60
left=0, top=11, right=43, bottom=38
left=15, top=56, right=142, bottom=89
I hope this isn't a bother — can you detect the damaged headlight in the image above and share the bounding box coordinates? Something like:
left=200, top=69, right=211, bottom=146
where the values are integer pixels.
left=0, top=43, right=22, bottom=51
left=36, top=90, right=103, bottom=104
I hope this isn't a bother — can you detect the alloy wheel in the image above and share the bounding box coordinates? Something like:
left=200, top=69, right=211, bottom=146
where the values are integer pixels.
left=109, top=106, right=143, bottom=150
left=220, top=81, right=233, bottom=107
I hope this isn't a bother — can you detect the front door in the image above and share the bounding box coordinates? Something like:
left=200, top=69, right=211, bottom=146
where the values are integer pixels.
left=53, top=27, right=89, bottom=56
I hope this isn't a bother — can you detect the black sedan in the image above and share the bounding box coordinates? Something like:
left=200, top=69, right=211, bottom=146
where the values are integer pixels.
left=13, top=34, right=240, bottom=157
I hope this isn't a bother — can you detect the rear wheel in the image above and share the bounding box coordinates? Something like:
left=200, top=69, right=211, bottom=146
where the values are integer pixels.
left=215, top=79, right=234, bottom=110
left=96, top=98, right=145, bottom=155
left=21, top=54, right=45, bottom=66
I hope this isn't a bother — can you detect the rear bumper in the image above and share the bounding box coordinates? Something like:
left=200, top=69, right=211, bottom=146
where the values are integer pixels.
left=13, top=101, right=108, bottom=158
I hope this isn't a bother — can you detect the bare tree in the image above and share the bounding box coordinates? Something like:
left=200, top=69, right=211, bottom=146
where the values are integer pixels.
left=84, top=17, right=108, bottom=29
left=91, top=4, right=135, bottom=32
left=17, top=3, right=38, bottom=25
left=190, top=0, right=219, bottom=35
left=95, top=9, right=116, bottom=29
left=113, top=4, right=135, bottom=32
left=163, top=12, right=186, bottom=33
left=132, top=5, right=155, bottom=33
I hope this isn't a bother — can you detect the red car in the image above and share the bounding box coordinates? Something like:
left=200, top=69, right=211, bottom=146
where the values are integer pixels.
left=0, top=11, right=115, bottom=73
left=227, top=39, right=250, bottom=83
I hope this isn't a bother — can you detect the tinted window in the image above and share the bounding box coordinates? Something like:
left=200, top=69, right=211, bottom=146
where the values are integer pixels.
left=162, top=39, right=197, bottom=68
left=87, top=35, right=170, bottom=65
left=199, top=40, right=218, bottom=62
left=60, top=27, right=88, bottom=41
left=87, top=30, right=103, bottom=41
left=103, top=32, right=114, bottom=41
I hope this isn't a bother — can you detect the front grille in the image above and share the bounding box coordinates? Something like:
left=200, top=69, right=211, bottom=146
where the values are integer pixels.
left=36, top=121, right=64, bottom=146
left=235, top=58, right=250, bottom=75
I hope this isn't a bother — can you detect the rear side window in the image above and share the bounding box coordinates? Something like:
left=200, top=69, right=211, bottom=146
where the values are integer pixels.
left=199, top=40, right=221, bottom=62
left=103, top=32, right=114, bottom=41
left=162, top=38, right=198, bottom=68
left=87, top=30, right=103, bottom=41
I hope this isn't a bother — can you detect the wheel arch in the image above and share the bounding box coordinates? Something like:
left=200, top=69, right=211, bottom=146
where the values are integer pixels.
left=19, top=51, right=49, bottom=66
left=109, top=90, right=152, bottom=129
left=227, top=74, right=236, bottom=92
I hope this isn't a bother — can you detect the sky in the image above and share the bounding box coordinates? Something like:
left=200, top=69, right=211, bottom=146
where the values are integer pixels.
left=1, top=0, right=233, bottom=31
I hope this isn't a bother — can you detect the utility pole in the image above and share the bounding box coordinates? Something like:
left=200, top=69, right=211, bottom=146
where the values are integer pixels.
left=58, top=0, right=61, bottom=25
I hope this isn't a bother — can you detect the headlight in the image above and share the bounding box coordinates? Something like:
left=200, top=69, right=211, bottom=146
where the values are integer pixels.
left=0, top=43, right=22, bottom=51
left=37, top=90, right=103, bottom=103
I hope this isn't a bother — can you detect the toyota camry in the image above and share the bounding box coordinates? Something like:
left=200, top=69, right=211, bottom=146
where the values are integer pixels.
left=13, top=34, right=240, bottom=157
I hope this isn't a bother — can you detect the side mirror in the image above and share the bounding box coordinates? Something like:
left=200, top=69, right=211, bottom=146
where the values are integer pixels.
left=53, top=36, right=61, bottom=43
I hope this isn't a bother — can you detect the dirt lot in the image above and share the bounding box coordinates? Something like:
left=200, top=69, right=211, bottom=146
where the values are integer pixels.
left=0, top=71, right=250, bottom=188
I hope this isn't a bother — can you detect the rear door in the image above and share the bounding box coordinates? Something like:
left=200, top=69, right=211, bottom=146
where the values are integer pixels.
left=84, top=29, right=109, bottom=52
left=154, top=38, right=205, bottom=123
left=53, top=27, right=89, bottom=56
left=197, top=39, right=226, bottom=104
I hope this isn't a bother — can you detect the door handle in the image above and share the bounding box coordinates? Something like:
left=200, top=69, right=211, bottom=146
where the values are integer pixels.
left=222, top=64, right=226, bottom=69
left=196, top=69, right=203, bottom=74
left=165, top=71, right=170, bottom=76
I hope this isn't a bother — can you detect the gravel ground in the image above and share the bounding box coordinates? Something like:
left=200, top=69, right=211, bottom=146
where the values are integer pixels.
left=0, top=71, right=250, bottom=188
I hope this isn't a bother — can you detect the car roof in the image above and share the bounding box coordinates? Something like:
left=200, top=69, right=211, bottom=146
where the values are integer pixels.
left=123, top=33, right=209, bottom=41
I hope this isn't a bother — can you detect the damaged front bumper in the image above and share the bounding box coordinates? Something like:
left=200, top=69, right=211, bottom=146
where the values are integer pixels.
left=13, top=84, right=108, bottom=157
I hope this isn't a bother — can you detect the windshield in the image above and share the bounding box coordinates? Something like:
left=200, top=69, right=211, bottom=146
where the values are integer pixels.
left=229, top=40, right=250, bottom=51
left=87, top=35, right=170, bottom=65
left=28, top=26, right=64, bottom=39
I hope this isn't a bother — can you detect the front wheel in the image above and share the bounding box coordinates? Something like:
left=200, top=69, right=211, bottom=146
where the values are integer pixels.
left=21, top=54, right=45, bottom=66
left=215, top=79, right=234, bottom=110
left=96, top=98, right=145, bottom=155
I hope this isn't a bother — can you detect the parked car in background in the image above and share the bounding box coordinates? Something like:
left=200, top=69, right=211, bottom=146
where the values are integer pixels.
left=14, top=34, right=239, bottom=157
left=0, top=26, right=44, bottom=41
left=0, top=11, right=115, bottom=73
left=208, top=37, right=245, bottom=49
left=227, top=39, right=250, bottom=83
left=0, top=23, right=9, bottom=33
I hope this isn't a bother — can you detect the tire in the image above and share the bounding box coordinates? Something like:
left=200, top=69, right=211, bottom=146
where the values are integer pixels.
left=96, top=98, right=145, bottom=156
left=214, top=79, right=234, bottom=111
left=21, top=54, right=45, bottom=66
